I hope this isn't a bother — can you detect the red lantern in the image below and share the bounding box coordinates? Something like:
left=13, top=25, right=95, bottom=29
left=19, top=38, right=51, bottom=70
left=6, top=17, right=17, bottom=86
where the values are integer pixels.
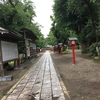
left=70, top=40, right=76, bottom=46
left=69, top=37, right=77, bottom=64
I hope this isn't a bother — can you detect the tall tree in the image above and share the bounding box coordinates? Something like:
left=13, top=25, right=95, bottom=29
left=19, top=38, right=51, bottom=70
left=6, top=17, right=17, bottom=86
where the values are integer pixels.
left=36, top=34, right=45, bottom=48
left=0, top=0, right=36, bottom=32
left=46, top=31, right=57, bottom=46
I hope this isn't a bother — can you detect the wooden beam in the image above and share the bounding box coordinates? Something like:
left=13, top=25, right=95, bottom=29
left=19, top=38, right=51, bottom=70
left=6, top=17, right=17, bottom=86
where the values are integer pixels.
left=0, top=41, right=4, bottom=77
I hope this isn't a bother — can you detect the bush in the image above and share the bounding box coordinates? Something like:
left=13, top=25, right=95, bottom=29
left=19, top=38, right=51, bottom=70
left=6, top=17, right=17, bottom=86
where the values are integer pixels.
left=81, top=49, right=88, bottom=54
left=88, top=42, right=100, bottom=57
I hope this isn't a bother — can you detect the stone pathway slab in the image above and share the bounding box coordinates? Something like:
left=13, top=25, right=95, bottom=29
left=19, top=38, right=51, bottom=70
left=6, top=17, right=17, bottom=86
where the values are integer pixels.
left=2, top=51, right=70, bottom=100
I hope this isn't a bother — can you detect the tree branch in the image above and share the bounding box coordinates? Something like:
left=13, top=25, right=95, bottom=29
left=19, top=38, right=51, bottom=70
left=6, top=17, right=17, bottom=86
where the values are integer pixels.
left=8, top=0, right=19, bottom=8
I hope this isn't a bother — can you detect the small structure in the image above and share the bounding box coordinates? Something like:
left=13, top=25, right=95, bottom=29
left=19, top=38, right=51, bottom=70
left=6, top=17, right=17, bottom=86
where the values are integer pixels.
left=0, top=27, right=22, bottom=81
left=37, top=47, right=40, bottom=53
left=69, top=37, right=77, bottom=46
left=0, top=27, right=38, bottom=81
left=20, top=28, right=38, bottom=60
left=69, top=37, right=77, bottom=64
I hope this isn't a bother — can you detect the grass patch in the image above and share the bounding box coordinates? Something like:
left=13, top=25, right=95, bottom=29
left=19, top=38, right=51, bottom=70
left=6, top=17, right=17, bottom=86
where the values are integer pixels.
left=62, top=50, right=70, bottom=54
left=8, top=61, right=14, bottom=65
left=76, top=93, right=86, bottom=99
left=93, top=58, right=100, bottom=64
left=0, top=93, right=3, bottom=99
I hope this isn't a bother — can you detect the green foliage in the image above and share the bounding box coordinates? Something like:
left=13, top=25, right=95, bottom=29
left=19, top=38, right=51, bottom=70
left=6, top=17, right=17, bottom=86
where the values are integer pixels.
left=90, top=0, right=96, bottom=2
left=18, top=41, right=26, bottom=54
left=0, top=0, right=37, bottom=32
left=46, top=31, right=57, bottom=46
left=78, top=33, right=86, bottom=43
left=36, top=34, right=45, bottom=48
left=62, top=49, right=70, bottom=54
left=0, top=0, right=37, bottom=55
left=0, top=0, right=46, bottom=49
left=88, top=42, right=100, bottom=56
left=52, top=0, right=100, bottom=50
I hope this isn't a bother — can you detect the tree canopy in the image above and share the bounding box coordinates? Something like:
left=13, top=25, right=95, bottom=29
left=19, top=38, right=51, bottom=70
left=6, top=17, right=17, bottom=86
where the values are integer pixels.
left=51, top=0, right=100, bottom=51
left=0, top=0, right=45, bottom=48
left=46, top=31, right=57, bottom=46
left=0, top=0, right=43, bottom=37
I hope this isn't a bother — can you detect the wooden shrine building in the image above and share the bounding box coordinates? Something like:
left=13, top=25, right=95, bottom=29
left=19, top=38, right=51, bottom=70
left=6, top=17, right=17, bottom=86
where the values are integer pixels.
left=0, top=27, right=22, bottom=80
left=20, top=28, right=38, bottom=60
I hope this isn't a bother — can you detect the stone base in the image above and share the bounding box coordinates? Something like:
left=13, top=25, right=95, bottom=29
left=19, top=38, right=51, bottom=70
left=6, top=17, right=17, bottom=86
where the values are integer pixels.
left=14, top=66, right=26, bottom=70
left=94, top=56, right=100, bottom=60
left=0, top=75, right=13, bottom=82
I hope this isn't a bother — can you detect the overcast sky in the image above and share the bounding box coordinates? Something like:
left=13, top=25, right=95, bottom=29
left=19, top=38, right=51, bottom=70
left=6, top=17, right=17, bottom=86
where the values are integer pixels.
left=33, top=0, right=54, bottom=38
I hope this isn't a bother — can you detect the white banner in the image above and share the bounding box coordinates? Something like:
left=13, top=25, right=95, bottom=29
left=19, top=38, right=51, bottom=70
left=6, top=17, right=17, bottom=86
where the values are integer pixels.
left=1, top=41, right=18, bottom=62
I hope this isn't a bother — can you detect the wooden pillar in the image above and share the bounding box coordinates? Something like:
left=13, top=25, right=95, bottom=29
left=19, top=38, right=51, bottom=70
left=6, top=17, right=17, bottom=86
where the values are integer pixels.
left=17, top=43, right=20, bottom=67
left=0, top=41, right=4, bottom=77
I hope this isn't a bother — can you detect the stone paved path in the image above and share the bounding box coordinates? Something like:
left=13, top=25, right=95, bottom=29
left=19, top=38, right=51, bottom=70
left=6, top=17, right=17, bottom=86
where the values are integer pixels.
left=2, top=51, right=70, bottom=100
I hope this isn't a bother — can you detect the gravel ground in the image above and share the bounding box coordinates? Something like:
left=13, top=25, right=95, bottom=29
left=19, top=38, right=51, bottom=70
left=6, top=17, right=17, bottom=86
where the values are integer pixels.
left=51, top=50, right=100, bottom=100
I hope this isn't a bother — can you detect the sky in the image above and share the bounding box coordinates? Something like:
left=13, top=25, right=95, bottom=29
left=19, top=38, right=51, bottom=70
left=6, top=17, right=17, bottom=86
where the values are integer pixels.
left=32, top=0, right=54, bottom=38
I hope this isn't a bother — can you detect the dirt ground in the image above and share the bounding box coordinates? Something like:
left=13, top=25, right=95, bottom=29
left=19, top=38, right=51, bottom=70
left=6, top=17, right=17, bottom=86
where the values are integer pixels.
left=51, top=50, right=100, bottom=100
left=0, top=54, right=43, bottom=98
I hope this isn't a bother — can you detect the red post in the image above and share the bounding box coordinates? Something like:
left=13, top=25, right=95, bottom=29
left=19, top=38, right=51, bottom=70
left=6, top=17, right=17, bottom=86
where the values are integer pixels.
left=72, top=46, right=76, bottom=64
left=15, top=59, right=20, bottom=67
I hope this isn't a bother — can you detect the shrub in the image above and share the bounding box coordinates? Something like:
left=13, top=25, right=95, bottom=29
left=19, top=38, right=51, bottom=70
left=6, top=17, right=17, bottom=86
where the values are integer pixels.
left=81, top=49, right=88, bottom=54
left=88, top=42, right=100, bottom=57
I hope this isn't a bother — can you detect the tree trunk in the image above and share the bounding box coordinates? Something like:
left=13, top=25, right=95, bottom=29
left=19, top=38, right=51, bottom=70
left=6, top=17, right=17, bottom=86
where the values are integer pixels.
left=81, top=39, right=90, bottom=53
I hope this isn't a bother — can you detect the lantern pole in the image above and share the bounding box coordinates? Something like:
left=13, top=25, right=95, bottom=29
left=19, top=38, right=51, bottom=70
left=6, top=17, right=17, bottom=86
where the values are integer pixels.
left=69, top=37, right=77, bottom=65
